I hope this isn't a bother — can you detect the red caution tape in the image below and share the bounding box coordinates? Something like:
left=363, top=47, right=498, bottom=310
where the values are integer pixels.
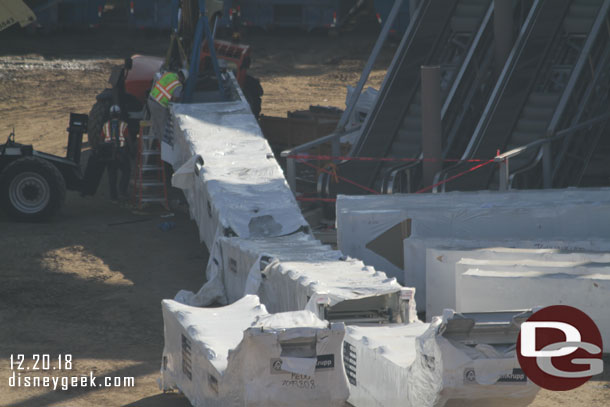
left=415, top=159, right=495, bottom=194
left=297, top=159, right=380, bottom=195
left=291, top=157, right=496, bottom=199
left=287, top=154, right=488, bottom=163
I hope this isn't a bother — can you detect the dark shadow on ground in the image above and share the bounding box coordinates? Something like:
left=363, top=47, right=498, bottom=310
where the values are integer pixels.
left=0, top=189, right=208, bottom=406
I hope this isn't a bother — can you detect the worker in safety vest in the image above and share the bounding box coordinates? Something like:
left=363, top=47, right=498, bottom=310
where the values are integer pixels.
left=100, top=104, right=131, bottom=202
left=147, top=68, right=188, bottom=141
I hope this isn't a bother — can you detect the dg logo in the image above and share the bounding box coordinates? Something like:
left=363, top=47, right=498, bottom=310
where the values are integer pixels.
left=517, top=305, right=604, bottom=391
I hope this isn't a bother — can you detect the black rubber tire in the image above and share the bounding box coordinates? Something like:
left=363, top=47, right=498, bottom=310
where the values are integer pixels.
left=88, top=99, right=111, bottom=150
left=243, top=75, right=263, bottom=118
left=0, top=157, right=66, bottom=222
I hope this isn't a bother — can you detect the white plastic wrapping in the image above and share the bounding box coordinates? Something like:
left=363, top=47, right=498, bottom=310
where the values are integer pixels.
left=405, top=237, right=610, bottom=311
left=161, top=295, right=349, bottom=407
left=344, top=312, right=538, bottom=407
left=454, top=260, right=610, bottom=345
left=167, top=98, right=309, bottom=249
left=425, top=246, right=610, bottom=319
left=345, top=86, right=379, bottom=136
left=337, top=189, right=610, bottom=308
left=156, top=73, right=585, bottom=407
left=176, top=232, right=416, bottom=324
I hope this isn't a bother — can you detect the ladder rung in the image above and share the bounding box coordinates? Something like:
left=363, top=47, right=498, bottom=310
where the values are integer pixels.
left=141, top=151, right=161, bottom=156
left=141, top=136, right=156, bottom=140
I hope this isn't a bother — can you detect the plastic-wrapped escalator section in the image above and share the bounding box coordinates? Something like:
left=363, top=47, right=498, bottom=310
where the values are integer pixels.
left=344, top=310, right=539, bottom=407
left=437, top=0, right=609, bottom=192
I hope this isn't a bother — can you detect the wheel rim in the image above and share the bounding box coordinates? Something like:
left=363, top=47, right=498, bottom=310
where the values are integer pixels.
left=8, top=172, right=50, bottom=214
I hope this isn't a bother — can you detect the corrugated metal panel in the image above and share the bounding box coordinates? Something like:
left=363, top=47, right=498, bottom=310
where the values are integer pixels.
left=0, top=0, right=36, bottom=31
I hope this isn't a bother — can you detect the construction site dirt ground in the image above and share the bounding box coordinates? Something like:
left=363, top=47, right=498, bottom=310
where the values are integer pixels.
left=0, top=25, right=608, bottom=407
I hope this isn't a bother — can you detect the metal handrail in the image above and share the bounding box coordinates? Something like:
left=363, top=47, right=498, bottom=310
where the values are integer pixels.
left=506, top=3, right=610, bottom=189
left=381, top=2, right=496, bottom=194
left=432, top=0, right=544, bottom=192
left=539, top=0, right=610, bottom=187
left=494, top=113, right=610, bottom=190
left=511, top=50, right=610, bottom=187
left=280, top=127, right=360, bottom=191
left=494, top=114, right=610, bottom=162
left=508, top=148, right=544, bottom=188
left=382, top=157, right=423, bottom=194
left=460, top=0, right=542, bottom=162
left=277, top=0, right=410, bottom=193
left=336, top=0, right=408, bottom=132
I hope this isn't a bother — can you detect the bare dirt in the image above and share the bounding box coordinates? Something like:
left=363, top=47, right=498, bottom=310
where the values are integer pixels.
left=0, top=23, right=608, bottom=407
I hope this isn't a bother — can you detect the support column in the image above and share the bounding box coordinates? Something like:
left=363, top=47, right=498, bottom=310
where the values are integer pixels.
left=421, top=66, right=443, bottom=189
left=493, top=0, right=514, bottom=77
left=542, top=142, right=552, bottom=188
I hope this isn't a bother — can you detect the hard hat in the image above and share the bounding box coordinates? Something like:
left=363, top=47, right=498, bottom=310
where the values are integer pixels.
left=179, top=68, right=189, bottom=81
left=109, top=105, right=121, bottom=115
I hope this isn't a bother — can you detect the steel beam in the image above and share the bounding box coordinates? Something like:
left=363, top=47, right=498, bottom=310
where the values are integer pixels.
left=421, top=65, right=443, bottom=188
left=493, top=0, right=514, bottom=78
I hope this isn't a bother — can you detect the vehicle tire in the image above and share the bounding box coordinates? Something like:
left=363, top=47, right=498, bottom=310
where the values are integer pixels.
left=88, top=99, right=111, bottom=150
left=0, top=157, right=66, bottom=222
left=243, top=75, right=263, bottom=118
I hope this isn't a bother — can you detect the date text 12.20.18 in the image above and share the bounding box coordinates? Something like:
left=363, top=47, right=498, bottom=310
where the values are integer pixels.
left=10, top=354, right=72, bottom=371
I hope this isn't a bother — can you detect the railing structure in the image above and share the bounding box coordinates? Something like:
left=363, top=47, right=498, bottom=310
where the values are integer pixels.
left=281, top=0, right=406, bottom=194
left=283, top=0, right=610, bottom=199
left=284, top=0, right=538, bottom=197
left=435, top=0, right=610, bottom=191
left=282, top=111, right=609, bottom=198
left=323, top=0, right=498, bottom=196
left=494, top=112, right=610, bottom=191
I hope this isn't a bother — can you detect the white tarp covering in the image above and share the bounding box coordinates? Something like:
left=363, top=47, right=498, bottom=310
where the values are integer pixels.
left=406, top=237, right=610, bottom=313
left=0, top=0, right=36, bottom=31
left=344, top=86, right=379, bottom=141
left=344, top=312, right=538, bottom=407
left=454, top=260, right=610, bottom=345
left=425, top=245, right=610, bottom=318
left=336, top=189, right=610, bottom=308
left=166, top=98, right=309, bottom=249
left=161, top=295, right=349, bottom=407
left=176, top=232, right=416, bottom=324
left=160, top=79, right=570, bottom=407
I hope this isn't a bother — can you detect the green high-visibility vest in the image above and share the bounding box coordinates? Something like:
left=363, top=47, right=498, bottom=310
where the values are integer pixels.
left=150, top=72, right=181, bottom=107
